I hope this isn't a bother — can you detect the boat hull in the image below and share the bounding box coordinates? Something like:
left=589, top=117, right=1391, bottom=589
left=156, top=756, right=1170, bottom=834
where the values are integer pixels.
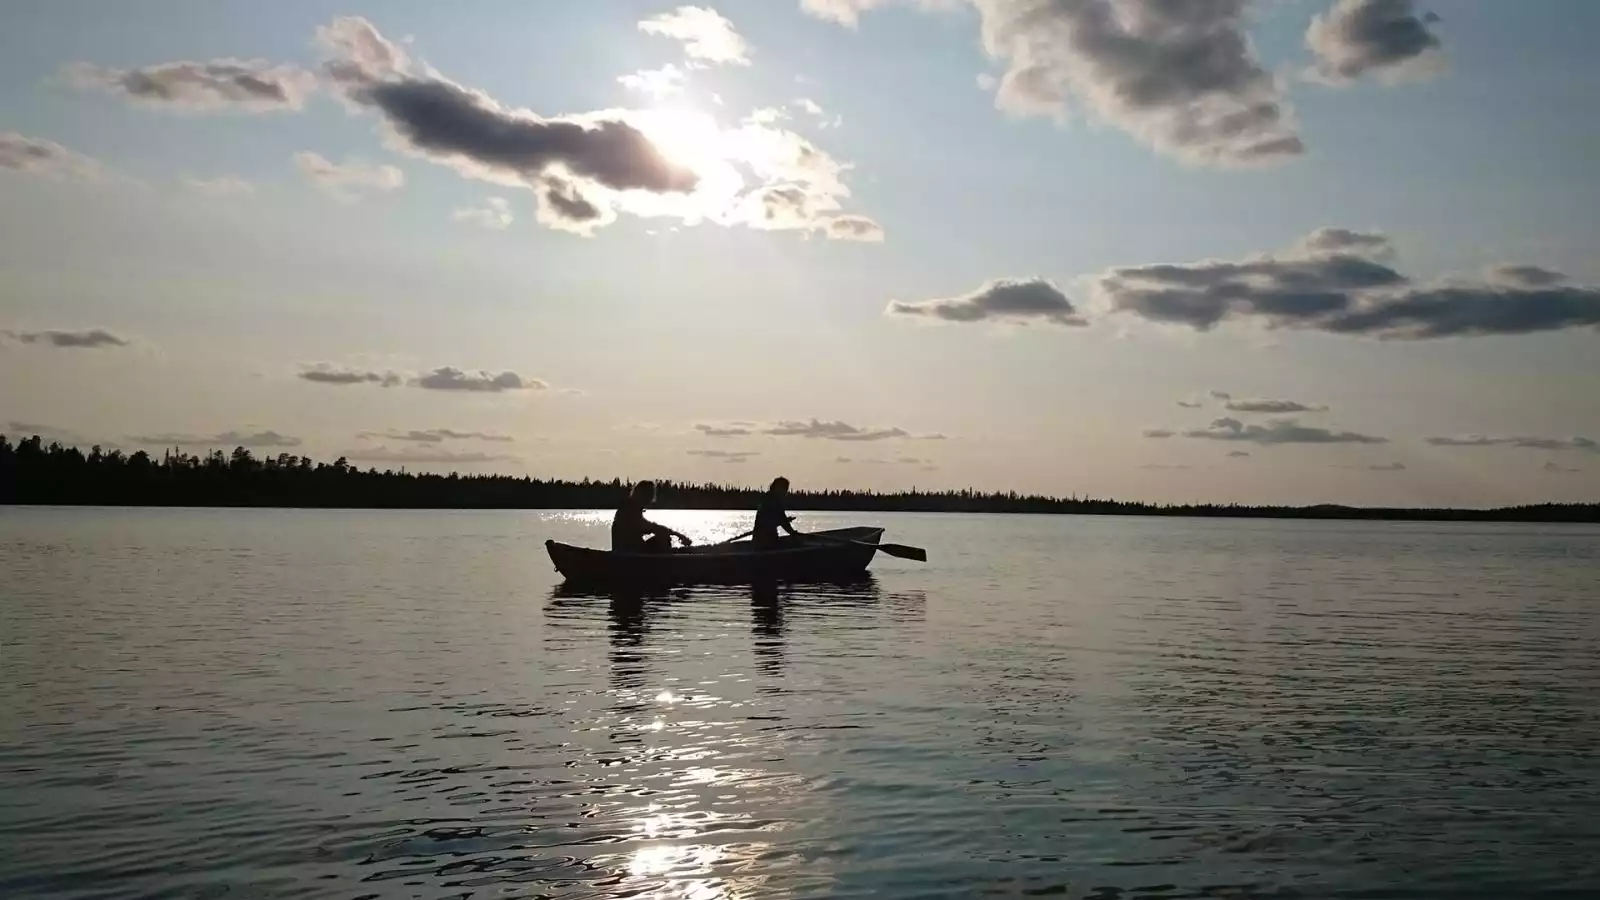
left=546, top=526, right=885, bottom=586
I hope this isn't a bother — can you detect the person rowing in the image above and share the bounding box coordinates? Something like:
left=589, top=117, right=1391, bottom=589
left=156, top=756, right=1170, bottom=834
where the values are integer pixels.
left=752, top=476, right=803, bottom=549
left=611, top=480, right=692, bottom=553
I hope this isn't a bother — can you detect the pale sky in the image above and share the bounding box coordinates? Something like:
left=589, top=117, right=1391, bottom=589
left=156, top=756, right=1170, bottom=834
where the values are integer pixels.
left=2, top=0, right=1597, bottom=507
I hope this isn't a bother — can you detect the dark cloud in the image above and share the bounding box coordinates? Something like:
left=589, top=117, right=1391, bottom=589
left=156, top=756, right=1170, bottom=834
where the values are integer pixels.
left=695, top=424, right=754, bottom=437
left=1182, top=417, right=1387, bottom=445
left=317, top=17, right=697, bottom=197
left=359, top=429, right=513, bottom=444
left=1209, top=389, right=1327, bottom=413
left=1227, top=450, right=1251, bottom=457
left=535, top=174, right=608, bottom=234
left=1297, top=227, right=1394, bottom=259
left=1367, top=462, right=1407, bottom=471
left=298, top=363, right=547, bottom=392
left=1426, top=435, right=1598, bottom=453
left=1221, top=398, right=1327, bottom=414
left=887, top=277, right=1086, bottom=326
left=1177, top=399, right=1203, bottom=409
left=297, top=364, right=403, bottom=387
left=1543, top=461, right=1582, bottom=475
left=968, top=0, right=1304, bottom=165
left=1487, top=265, right=1567, bottom=288
left=688, top=449, right=759, bottom=463
left=67, top=59, right=317, bottom=112
left=1143, top=428, right=1176, bottom=439
left=1098, top=229, right=1600, bottom=339
left=129, top=430, right=303, bottom=449
left=0, top=132, right=101, bottom=179
left=344, top=446, right=515, bottom=465
left=3, top=328, right=129, bottom=349
left=1307, top=0, right=1443, bottom=84
left=412, top=367, right=546, bottom=393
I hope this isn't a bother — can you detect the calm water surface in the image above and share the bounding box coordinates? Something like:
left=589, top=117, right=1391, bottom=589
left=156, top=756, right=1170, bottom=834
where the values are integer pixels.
left=2, top=507, right=1598, bottom=899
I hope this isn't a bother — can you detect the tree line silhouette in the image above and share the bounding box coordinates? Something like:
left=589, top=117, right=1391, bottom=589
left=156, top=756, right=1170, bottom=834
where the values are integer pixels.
left=2, top=433, right=1595, bottom=522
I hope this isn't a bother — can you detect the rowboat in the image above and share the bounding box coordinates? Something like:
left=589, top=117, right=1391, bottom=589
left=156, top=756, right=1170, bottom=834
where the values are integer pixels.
left=545, top=526, right=887, bottom=586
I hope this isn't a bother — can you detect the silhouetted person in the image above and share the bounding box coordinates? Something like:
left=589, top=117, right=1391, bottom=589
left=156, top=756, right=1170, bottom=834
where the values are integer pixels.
left=753, top=476, right=802, bottom=549
left=612, top=480, right=692, bottom=553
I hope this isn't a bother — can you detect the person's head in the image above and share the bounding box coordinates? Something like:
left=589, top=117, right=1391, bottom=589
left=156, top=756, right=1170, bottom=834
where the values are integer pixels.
left=769, top=476, right=789, bottom=496
left=630, top=480, right=657, bottom=505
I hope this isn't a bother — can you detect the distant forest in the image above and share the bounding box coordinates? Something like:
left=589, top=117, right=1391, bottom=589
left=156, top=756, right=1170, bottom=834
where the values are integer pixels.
left=2, top=434, right=1596, bottom=522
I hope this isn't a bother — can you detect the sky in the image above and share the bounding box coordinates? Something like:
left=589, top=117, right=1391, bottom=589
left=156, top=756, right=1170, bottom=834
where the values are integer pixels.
left=2, top=0, right=1598, bottom=508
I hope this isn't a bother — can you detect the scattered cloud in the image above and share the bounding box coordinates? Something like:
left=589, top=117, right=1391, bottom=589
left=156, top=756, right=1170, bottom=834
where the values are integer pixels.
left=688, top=449, right=759, bottom=463
left=4, top=421, right=91, bottom=445
left=824, top=214, right=884, bottom=242
left=1366, top=462, right=1407, bottom=471
left=1426, top=435, right=1598, bottom=453
left=1307, top=0, right=1443, bottom=84
left=1543, top=460, right=1582, bottom=475
left=452, top=196, right=513, bottom=229
left=3, top=327, right=130, bottom=349
left=1209, top=391, right=1328, bottom=414
left=797, top=98, right=825, bottom=116
left=1097, top=228, right=1600, bottom=339
left=800, top=0, right=917, bottom=28
left=1143, top=428, right=1175, bottom=439
left=1177, top=399, right=1203, bottom=409
left=182, top=175, right=255, bottom=196
left=1227, top=450, right=1251, bottom=458
left=887, top=277, right=1086, bottom=326
left=694, top=419, right=933, bottom=442
left=618, top=64, right=687, bottom=98
left=639, top=6, right=751, bottom=66
left=297, top=364, right=404, bottom=387
left=413, top=367, right=547, bottom=393
left=836, top=455, right=934, bottom=465
left=128, top=430, right=303, bottom=449
left=295, top=151, right=403, bottom=200
left=1140, top=464, right=1193, bottom=470
left=344, top=446, right=516, bottom=465
left=765, top=419, right=911, bottom=441
left=1177, top=417, right=1388, bottom=445
left=358, top=429, right=513, bottom=444
left=0, top=132, right=101, bottom=180
left=66, top=59, right=317, bottom=112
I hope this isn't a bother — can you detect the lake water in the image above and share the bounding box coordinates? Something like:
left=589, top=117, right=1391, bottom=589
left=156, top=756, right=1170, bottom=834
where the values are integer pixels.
left=3, top=507, right=1599, bottom=899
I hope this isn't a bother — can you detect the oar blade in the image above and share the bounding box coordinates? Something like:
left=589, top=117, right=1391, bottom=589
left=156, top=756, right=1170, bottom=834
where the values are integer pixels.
left=876, top=542, right=927, bottom=562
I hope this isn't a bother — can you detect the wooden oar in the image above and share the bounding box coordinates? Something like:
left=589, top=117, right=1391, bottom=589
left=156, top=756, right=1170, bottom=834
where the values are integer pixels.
left=805, top=532, right=927, bottom=562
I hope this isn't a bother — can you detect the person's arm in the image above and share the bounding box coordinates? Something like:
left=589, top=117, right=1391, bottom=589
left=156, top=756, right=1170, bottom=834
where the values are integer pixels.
left=779, top=512, right=801, bottom=536
left=643, top=516, right=693, bottom=545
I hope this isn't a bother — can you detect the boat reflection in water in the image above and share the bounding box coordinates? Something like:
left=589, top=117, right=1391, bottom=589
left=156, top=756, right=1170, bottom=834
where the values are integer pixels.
left=541, top=575, right=923, bottom=897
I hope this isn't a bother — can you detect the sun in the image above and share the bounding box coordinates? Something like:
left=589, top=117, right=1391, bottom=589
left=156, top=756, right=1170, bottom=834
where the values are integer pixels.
left=633, top=106, right=732, bottom=175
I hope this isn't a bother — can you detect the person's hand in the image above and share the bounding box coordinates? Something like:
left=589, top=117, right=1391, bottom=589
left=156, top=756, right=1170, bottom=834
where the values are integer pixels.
left=676, top=533, right=694, bottom=547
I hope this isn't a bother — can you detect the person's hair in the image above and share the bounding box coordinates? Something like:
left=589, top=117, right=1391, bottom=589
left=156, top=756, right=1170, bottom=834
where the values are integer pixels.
left=770, top=476, right=789, bottom=492
left=630, top=480, right=657, bottom=501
